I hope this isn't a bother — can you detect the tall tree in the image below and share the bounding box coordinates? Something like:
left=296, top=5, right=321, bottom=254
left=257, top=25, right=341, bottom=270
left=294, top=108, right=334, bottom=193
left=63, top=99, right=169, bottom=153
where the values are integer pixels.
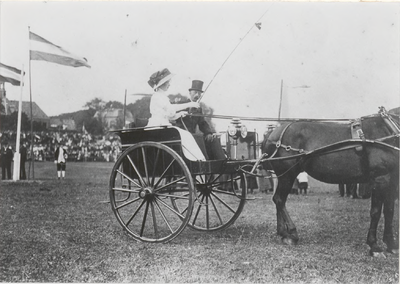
left=0, top=111, right=30, bottom=132
left=83, top=97, right=106, bottom=111
left=126, top=97, right=151, bottom=120
left=105, top=101, right=124, bottom=109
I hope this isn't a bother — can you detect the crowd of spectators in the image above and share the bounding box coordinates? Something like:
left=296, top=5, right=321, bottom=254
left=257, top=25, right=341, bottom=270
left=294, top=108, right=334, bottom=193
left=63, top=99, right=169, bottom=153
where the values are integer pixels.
left=0, top=130, right=122, bottom=163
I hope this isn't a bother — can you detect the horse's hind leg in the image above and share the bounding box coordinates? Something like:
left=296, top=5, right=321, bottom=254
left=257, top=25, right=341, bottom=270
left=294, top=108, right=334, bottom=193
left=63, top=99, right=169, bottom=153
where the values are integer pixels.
left=367, top=184, right=385, bottom=255
left=383, top=182, right=399, bottom=254
left=273, top=174, right=299, bottom=245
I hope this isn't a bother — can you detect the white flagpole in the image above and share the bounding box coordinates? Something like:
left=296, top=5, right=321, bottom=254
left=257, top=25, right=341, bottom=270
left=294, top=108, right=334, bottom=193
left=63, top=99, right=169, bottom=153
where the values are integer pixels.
left=13, top=64, right=24, bottom=181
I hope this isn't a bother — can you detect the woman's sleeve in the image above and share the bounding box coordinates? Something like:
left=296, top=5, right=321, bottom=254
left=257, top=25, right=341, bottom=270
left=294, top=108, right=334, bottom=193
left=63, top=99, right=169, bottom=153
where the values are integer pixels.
left=152, top=95, right=176, bottom=118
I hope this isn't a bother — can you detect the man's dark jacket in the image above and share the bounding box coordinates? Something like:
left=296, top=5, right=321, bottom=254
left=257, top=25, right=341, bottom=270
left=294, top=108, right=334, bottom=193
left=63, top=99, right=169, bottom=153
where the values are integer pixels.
left=172, top=97, right=212, bottom=135
left=1, top=146, right=13, bottom=167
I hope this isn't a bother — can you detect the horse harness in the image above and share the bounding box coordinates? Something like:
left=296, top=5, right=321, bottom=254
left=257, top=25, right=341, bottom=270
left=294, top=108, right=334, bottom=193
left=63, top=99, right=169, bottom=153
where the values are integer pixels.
left=268, top=107, right=400, bottom=162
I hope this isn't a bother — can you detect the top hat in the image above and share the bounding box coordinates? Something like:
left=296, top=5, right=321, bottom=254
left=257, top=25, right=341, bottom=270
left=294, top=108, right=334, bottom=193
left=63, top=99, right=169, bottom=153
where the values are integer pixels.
left=189, top=80, right=204, bottom=93
left=148, top=68, right=174, bottom=90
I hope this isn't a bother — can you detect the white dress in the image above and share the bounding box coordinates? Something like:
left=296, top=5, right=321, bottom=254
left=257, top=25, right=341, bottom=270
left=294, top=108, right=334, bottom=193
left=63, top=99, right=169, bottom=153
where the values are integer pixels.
left=146, top=91, right=206, bottom=161
left=147, top=91, right=176, bottom=127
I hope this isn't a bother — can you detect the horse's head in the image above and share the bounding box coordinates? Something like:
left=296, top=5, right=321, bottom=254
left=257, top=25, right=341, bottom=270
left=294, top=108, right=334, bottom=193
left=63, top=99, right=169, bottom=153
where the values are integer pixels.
left=261, top=123, right=289, bottom=156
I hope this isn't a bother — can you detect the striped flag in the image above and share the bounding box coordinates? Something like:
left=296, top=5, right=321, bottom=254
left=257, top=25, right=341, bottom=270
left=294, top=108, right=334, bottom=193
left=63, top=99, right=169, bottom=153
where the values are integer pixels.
left=0, top=63, right=24, bottom=86
left=30, top=32, right=91, bottom=68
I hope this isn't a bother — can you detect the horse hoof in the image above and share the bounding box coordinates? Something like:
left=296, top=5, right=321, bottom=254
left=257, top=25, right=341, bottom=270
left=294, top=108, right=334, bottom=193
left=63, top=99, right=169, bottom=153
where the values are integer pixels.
left=282, top=237, right=297, bottom=246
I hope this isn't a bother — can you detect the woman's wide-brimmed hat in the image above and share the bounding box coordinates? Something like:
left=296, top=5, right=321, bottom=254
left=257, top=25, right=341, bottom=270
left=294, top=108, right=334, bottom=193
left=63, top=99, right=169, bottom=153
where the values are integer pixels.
left=148, top=68, right=174, bottom=89
left=189, top=80, right=204, bottom=93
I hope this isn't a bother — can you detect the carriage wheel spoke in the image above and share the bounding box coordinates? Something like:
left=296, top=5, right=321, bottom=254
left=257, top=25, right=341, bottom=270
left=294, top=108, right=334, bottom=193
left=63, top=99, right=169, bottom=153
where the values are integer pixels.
left=112, top=186, right=141, bottom=193
left=196, top=175, right=205, bottom=184
left=154, top=199, right=174, bottom=233
left=154, top=196, right=185, bottom=219
left=150, top=148, right=161, bottom=187
left=208, top=173, right=224, bottom=185
left=126, top=155, right=147, bottom=187
left=210, top=192, right=236, bottom=213
left=140, top=201, right=150, bottom=237
left=191, top=194, right=205, bottom=226
left=115, top=196, right=141, bottom=210
left=155, top=177, right=186, bottom=192
left=154, top=159, right=179, bottom=188
left=116, top=169, right=141, bottom=188
left=126, top=199, right=146, bottom=227
left=209, top=194, right=223, bottom=225
left=141, top=147, right=150, bottom=186
left=172, top=192, right=191, bottom=215
left=156, top=193, right=190, bottom=200
left=206, top=195, right=210, bottom=229
left=211, top=188, right=241, bottom=196
left=150, top=202, right=158, bottom=239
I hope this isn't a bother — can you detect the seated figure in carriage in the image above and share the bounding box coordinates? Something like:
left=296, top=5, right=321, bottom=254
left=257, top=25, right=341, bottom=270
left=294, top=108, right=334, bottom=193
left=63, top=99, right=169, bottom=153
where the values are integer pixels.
left=147, top=68, right=225, bottom=161
left=171, top=79, right=226, bottom=160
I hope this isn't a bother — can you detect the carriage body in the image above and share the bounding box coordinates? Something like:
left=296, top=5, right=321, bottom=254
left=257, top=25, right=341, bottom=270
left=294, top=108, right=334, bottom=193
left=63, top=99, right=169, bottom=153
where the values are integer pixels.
left=117, top=126, right=257, bottom=175
left=109, top=126, right=254, bottom=243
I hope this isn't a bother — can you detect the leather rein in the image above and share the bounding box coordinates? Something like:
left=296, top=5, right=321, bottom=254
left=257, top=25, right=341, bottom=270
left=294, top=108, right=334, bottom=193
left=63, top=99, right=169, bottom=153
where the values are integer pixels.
left=267, top=109, right=400, bottom=161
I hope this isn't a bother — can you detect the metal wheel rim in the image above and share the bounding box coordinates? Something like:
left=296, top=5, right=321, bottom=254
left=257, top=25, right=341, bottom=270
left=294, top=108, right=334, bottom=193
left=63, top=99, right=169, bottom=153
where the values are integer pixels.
left=109, top=142, right=194, bottom=243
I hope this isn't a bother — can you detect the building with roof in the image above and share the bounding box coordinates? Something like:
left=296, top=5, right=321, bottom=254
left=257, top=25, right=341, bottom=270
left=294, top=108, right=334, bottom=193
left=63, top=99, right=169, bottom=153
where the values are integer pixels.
left=7, top=100, right=50, bottom=128
left=94, top=108, right=133, bottom=130
left=49, top=117, right=76, bottom=130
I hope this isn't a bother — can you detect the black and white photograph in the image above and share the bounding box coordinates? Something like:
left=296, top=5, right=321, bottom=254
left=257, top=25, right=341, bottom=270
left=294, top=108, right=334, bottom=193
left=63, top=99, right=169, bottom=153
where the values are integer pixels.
left=0, top=1, right=399, bottom=282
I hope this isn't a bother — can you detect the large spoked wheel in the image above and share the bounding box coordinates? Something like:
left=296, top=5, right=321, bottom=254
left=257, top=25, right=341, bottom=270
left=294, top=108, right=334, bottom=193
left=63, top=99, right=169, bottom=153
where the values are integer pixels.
left=173, top=171, right=247, bottom=231
left=109, top=142, right=194, bottom=243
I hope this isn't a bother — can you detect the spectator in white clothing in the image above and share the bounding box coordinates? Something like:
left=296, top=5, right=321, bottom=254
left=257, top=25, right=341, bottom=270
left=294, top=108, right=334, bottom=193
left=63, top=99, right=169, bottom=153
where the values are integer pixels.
left=297, top=171, right=309, bottom=195
left=54, top=142, right=68, bottom=179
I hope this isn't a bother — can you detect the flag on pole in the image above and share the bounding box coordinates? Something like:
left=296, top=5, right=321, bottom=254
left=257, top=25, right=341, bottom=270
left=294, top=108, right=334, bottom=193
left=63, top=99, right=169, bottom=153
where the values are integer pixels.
left=0, top=63, right=24, bottom=86
left=29, top=31, right=91, bottom=68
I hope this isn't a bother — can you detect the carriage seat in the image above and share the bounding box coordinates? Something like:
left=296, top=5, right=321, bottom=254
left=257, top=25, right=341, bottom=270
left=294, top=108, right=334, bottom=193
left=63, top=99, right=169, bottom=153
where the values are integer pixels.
left=117, top=126, right=206, bottom=161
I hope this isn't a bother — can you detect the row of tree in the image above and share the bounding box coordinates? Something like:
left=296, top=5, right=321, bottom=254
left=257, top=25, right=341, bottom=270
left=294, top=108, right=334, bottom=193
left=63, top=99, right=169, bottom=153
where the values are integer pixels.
left=0, top=111, right=46, bottom=132
left=1, top=93, right=214, bottom=135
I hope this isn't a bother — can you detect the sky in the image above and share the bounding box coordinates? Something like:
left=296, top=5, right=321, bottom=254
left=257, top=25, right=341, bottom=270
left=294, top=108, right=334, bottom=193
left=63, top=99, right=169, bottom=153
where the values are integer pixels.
left=1, top=1, right=399, bottom=133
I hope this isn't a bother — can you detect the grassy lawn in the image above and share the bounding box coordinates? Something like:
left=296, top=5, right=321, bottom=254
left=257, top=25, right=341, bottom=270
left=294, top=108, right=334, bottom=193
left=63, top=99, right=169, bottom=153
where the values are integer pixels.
left=0, top=161, right=398, bottom=282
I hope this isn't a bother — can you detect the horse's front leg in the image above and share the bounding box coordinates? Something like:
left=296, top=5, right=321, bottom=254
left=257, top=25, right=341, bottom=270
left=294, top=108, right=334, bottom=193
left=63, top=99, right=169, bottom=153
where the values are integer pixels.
left=382, top=183, right=399, bottom=254
left=273, top=175, right=299, bottom=245
left=367, top=186, right=384, bottom=255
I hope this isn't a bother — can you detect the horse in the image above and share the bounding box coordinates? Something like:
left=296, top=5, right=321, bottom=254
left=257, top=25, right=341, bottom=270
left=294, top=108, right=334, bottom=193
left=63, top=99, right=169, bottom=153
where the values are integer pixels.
left=262, top=106, right=399, bottom=256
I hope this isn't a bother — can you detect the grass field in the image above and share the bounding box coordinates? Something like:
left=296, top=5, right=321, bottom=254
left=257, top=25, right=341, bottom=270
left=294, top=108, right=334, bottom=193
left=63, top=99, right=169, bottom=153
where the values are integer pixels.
left=0, top=161, right=398, bottom=283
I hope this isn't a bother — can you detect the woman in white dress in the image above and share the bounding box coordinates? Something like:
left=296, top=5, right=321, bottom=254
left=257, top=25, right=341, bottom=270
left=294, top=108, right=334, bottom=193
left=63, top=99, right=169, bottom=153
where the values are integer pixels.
left=147, top=68, right=205, bottom=161
left=147, top=68, right=199, bottom=127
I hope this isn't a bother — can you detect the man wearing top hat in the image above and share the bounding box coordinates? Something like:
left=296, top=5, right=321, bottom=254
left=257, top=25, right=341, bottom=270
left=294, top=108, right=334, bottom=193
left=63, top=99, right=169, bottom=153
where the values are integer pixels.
left=174, top=80, right=226, bottom=160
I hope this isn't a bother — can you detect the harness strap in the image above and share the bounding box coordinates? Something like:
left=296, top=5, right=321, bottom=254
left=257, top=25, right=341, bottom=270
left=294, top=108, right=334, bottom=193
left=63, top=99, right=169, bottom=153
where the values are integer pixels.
left=272, top=122, right=308, bottom=156
left=350, top=118, right=366, bottom=141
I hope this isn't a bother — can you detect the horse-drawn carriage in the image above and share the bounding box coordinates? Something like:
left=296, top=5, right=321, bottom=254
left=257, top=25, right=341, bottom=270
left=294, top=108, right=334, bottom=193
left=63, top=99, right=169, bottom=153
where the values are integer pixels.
left=109, top=124, right=257, bottom=243
left=109, top=106, right=399, bottom=255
